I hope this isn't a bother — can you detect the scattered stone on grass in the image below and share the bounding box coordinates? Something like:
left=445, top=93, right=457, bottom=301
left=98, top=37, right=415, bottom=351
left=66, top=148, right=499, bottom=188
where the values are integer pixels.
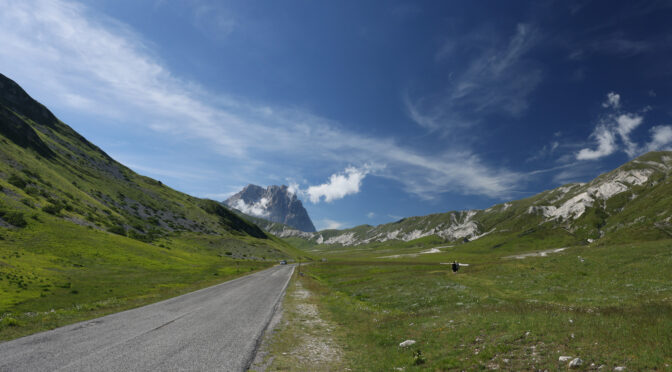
left=559, top=356, right=573, bottom=362
left=613, top=367, right=626, bottom=371
left=568, top=357, right=583, bottom=368
left=399, top=340, right=416, bottom=348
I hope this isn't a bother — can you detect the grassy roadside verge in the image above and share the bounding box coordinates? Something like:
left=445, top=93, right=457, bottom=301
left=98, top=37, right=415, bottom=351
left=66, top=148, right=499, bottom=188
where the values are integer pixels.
left=297, top=240, right=672, bottom=370
left=253, top=269, right=345, bottom=371
left=0, top=220, right=280, bottom=341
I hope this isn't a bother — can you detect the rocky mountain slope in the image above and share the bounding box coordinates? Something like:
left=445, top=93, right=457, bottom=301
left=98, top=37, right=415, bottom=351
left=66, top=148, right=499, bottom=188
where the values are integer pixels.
left=0, top=72, right=297, bottom=253
left=224, top=184, right=316, bottom=232
left=268, top=151, right=672, bottom=248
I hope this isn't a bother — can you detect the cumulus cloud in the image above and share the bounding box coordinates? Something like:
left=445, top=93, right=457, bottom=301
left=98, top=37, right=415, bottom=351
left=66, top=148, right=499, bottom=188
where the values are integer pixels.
left=232, top=198, right=270, bottom=217
left=0, top=0, right=522, bottom=201
left=615, top=113, right=644, bottom=156
left=366, top=212, right=375, bottom=219
left=286, top=181, right=300, bottom=196
left=602, top=92, right=621, bottom=109
left=645, top=125, right=672, bottom=152
left=576, top=125, right=617, bottom=160
left=306, top=166, right=370, bottom=203
left=577, top=92, right=671, bottom=161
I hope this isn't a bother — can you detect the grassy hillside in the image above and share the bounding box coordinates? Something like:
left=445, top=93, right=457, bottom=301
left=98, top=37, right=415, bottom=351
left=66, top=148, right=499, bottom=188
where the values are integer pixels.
left=0, top=73, right=298, bottom=340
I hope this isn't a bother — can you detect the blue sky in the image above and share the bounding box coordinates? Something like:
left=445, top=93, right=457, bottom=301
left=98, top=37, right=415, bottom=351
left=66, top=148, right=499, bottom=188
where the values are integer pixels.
left=1, top=0, right=671, bottom=230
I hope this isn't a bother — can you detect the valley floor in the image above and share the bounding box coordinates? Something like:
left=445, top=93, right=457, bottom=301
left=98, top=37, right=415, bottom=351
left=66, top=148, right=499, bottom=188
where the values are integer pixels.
left=266, top=239, right=672, bottom=370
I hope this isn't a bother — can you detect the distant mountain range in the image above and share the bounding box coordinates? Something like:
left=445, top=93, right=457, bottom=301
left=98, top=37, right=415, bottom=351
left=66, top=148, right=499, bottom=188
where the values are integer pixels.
left=259, top=151, right=672, bottom=248
left=224, top=184, right=316, bottom=232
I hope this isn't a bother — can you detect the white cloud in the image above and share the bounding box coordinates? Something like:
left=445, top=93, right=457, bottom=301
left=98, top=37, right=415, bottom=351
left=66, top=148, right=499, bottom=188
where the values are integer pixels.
left=645, top=125, right=672, bottom=152
left=527, top=140, right=560, bottom=162
left=286, top=181, right=300, bottom=196
left=0, top=0, right=522, bottom=200
left=191, top=3, right=237, bottom=40
left=306, top=166, right=370, bottom=203
left=577, top=92, right=668, bottom=161
left=403, top=93, right=441, bottom=131
left=366, top=212, right=375, bottom=219
left=317, top=219, right=345, bottom=230
left=232, top=198, right=270, bottom=217
left=591, top=35, right=654, bottom=57
left=576, top=125, right=617, bottom=160
left=602, top=92, right=621, bottom=109
left=615, top=113, right=644, bottom=156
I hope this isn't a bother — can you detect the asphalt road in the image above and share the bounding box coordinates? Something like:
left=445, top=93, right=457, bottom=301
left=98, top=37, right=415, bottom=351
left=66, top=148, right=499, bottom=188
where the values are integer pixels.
left=0, top=264, right=295, bottom=372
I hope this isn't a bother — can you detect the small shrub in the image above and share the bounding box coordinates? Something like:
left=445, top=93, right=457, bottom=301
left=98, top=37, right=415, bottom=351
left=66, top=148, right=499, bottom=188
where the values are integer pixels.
left=413, top=350, right=426, bottom=365
left=107, top=225, right=126, bottom=235
left=42, top=204, right=63, bottom=215
left=5, top=212, right=27, bottom=227
left=0, top=317, right=20, bottom=328
left=128, top=230, right=151, bottom=242
left=24, top=186, right=39, bottom=196
left=20, top=168, right=41, bottom=181
left=7, top=174, right=27, bottom=189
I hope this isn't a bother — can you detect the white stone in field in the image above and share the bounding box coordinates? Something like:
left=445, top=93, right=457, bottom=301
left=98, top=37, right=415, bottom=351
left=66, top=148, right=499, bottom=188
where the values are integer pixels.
left=399, top=340, right=416, bottom=348
left=613, top=367, right=626, bottom=371
left=559, top=356, right=572, bottom=362
left=569, top=358, right=583, bottom=368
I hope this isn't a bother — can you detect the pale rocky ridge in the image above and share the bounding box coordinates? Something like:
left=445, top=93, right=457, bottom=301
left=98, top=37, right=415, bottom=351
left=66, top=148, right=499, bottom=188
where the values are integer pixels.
left=259, top=152, right=672, bottom=247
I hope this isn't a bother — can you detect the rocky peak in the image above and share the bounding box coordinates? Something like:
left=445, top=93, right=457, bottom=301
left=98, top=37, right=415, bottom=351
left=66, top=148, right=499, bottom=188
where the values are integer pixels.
left=225, top=184, right=316, bottom=232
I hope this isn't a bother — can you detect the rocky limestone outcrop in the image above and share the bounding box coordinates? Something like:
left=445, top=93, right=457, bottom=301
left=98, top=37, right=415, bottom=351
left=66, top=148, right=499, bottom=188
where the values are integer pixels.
left=225, top=184, right=317, bottom=232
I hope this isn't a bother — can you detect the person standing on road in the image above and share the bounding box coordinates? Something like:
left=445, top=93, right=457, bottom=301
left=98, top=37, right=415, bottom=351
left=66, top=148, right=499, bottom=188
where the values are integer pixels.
left=451, top=260, right=460, bottom=273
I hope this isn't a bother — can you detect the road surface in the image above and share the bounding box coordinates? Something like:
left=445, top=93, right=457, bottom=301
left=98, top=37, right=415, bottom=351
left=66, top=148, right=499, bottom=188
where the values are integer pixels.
left=0, top=264, right=294, bottom=372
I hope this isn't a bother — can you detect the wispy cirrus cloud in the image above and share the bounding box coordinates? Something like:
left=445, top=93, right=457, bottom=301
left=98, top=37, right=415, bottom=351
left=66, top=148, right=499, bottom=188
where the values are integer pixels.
left=406, top=23, right=542, bottom=133
left=0, top=0, right=521, bottom=200
left=316, top=219, right=345, bottom=231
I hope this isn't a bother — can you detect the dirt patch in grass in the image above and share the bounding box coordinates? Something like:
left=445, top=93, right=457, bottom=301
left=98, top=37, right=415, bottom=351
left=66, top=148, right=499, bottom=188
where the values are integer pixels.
left=251, top=275, right=343, bottom=371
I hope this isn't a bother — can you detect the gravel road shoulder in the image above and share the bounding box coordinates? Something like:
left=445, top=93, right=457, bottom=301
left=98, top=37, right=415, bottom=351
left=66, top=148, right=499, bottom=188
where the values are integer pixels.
left=249, top=274, right=343, bottom=371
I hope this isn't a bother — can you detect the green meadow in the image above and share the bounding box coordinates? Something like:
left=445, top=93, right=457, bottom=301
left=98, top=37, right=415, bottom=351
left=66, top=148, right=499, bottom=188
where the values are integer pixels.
left=274, top=239, right=672, bottom=371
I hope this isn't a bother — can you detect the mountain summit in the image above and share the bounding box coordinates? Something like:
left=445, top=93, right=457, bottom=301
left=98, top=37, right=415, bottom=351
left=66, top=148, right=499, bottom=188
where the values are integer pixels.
left=225, top=184, right=316, bottom=232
